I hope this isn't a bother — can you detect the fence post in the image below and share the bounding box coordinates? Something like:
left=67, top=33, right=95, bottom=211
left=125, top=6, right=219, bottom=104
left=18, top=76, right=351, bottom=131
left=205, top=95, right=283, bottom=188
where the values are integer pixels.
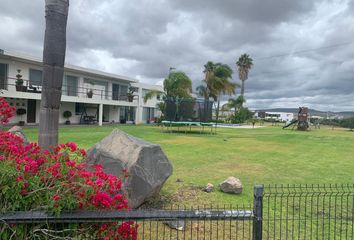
left=253, top=185, right=264, bottom=240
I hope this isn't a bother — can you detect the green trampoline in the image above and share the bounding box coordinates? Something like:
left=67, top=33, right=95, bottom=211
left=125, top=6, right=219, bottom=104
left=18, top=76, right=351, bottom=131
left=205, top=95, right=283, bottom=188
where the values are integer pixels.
left=161, top=99, right=216, bottom=134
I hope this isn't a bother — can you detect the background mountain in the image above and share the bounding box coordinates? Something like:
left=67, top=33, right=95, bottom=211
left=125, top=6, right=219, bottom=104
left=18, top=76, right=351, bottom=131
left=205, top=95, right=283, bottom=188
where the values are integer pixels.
left=254, top=108, right=354, bottom=118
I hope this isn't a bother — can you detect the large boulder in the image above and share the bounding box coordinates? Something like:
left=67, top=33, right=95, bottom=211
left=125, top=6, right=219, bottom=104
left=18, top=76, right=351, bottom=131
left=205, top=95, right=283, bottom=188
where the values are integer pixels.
left=86, top=129, right=173, bottom=208
left=8, top=126, right=29, bottom=145
left=219, top=177, right=243, bottom=194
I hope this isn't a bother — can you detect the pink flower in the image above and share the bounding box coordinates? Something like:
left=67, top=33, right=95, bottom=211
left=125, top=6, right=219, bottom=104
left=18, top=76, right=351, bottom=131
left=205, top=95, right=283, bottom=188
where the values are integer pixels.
left=16, top=176, right=24, bottom=182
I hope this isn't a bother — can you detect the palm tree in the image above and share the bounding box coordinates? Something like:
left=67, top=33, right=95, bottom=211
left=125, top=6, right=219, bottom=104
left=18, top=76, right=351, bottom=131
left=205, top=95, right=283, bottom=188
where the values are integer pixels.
left=144, top=71, right=192, bottom=103
left=201, top=62, right=237, bottom=123
left=196, top=85, right=209, bottom=100
left=156, top=102, right=166, bottom=119
left=38, top=0, right=69, bottom=149
left=225, top=96, right=245, bottom=117
left=236, top=54, right=253, bottom=98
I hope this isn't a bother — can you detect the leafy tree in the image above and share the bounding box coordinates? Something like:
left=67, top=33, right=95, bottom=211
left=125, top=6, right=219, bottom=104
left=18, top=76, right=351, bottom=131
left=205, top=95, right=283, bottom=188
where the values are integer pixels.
left=340, top=117, right=354, bottom=131
left=224, top=96, right=245, bottom=117
left=38, top=0, right=69, bottom=149
left=231, top=107, right=254, bottom=124
left=155, top=102, right=166, bottom=120
left=236, top=54, right=253, bottom=99
left=199, top=61, right=237, bottom=123
left=163, top=71, right=192, bottom=100
left=144, top=71, right=192, bottom=103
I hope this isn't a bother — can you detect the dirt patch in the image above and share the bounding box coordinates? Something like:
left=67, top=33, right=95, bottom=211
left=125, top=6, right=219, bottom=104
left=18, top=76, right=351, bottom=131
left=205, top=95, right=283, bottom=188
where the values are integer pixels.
left=139, top=184, right=203, bottom=209
left=169, top=185, right=202, bottom=203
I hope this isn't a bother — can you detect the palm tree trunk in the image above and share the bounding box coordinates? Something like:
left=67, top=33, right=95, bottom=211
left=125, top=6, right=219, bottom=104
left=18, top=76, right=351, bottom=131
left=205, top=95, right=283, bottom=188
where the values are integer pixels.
left=240, top=80, right=245, bottom=107
left=240, top=80, right=245, bottom=97
left=216, top=93, right=221, bottom=125
left=38, top=0, right=69, bottom=149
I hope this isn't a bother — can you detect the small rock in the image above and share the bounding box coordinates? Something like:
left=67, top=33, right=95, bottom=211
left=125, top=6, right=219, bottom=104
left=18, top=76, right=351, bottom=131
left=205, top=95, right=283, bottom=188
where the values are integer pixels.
left=8, top=126, right=29, bottom=145
left=203, top=183, right=214, bottom=193
left=164, top=220, right=186, bottom=231
left=219, top=177, right=243, bottom=194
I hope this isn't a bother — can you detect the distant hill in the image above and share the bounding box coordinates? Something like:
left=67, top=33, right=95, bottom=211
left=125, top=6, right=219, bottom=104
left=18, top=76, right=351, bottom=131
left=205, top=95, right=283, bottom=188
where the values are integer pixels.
left=254, top=108, right=354, bottom=118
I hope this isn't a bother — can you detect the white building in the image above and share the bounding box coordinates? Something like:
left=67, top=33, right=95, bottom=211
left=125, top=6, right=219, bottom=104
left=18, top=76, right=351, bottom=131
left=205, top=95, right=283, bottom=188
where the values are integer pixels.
left=255, top=111, right=294, bottom=122
left=0, top=50, right=163, bottom=125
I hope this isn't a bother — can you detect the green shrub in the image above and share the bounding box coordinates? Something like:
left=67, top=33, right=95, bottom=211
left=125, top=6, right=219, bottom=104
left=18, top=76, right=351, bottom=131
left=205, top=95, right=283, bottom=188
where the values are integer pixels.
left=63, top=110, right=72, bottom=120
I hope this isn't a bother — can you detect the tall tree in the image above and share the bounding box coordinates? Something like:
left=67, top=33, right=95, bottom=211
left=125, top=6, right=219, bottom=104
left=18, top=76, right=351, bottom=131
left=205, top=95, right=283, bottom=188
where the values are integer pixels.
left=144, top=71, right=192, bottom=103
left=38, top=0, right=69, bottom=149
left=200, top=61, right=237, bottom=122
left=163, top=71, right=192, bottom=100
left=236, top=54, right=253, bottom=98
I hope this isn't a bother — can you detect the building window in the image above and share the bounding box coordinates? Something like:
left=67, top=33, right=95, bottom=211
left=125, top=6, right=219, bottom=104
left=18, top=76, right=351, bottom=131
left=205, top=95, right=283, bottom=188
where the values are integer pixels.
left=75, top=103, right=84, bottom=115
left=0, top=63, right=8, bottom=90
left=120, top=106, right=135, bottom=122
left=157, top=94, right=161, bottom=100
left=84, top=78, right=108, bottom=99
left=29, top=69, right=42, bottom=86
left=119, top=85, right=128, bottom=100
left=143, top=107, right=155, bottom=122
left=63, top=75, right=78, bottom=96
left=112, top=84, right=120, bottom=100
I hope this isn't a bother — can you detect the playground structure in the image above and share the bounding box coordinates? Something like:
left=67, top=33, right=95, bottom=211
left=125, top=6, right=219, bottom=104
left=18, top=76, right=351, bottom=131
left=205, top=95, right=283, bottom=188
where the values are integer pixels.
left=161, top=98, right=215, bottom=133
left=282, top=107, right=309, bottom=131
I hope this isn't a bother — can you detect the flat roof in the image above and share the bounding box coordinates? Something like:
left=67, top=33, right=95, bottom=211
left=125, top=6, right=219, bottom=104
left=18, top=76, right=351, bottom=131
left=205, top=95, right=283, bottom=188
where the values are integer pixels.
left=0, top=50, right=138, bottom=83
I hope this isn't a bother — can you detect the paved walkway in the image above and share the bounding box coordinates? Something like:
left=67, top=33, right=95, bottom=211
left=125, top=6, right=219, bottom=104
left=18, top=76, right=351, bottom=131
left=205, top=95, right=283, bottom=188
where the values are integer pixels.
left=216, top=124, right=266, bottom=129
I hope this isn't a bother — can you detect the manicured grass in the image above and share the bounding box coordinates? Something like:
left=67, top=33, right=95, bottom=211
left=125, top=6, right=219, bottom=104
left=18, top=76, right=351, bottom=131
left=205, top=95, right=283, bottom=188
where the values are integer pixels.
left=24, top=125, right=354, bottom=206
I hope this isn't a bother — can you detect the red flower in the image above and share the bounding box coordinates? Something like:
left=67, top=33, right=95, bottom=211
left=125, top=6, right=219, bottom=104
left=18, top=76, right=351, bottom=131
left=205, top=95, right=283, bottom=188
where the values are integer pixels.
left=53, top=194, right=61, bottom=201
left=0, top=98, right=138, bottom=239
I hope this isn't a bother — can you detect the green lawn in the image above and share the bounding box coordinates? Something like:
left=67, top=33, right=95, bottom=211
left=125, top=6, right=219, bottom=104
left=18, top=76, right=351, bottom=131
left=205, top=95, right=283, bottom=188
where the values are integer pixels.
left=24, top=125, right=354, bottom=206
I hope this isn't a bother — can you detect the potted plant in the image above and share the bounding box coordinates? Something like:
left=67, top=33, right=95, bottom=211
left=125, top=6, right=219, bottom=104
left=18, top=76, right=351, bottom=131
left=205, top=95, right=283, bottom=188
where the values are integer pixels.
left=87, top=81, right=94, bottom=98
left=16, top=108, right=26, bottom=126
left=15, top=69, right=27, bottom=92
left=127, top=87, right=137, bottom=102
left=63, top=110, right=72, bottom=125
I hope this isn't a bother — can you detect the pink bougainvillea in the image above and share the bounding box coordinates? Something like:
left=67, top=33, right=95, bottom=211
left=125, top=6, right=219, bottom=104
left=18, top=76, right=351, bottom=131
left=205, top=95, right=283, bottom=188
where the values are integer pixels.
left=0, top=97, right=16, bottom=125
left=0, top=97, right=138, bottom=239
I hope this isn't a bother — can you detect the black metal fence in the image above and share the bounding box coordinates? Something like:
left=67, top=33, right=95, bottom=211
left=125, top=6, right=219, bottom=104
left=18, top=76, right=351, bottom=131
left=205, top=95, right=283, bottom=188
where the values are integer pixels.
left=1, top=184, right=353, bottom=239
left=0, top=206, right=253, bottom=240
left=164, top=99, right=214, bottom=123
left=262, top=184, right=354, bottom=240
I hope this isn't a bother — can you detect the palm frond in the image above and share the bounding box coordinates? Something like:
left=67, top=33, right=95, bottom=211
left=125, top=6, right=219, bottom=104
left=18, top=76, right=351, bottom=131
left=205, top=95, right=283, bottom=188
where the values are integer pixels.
left=143, top=90, right=161, bottom=103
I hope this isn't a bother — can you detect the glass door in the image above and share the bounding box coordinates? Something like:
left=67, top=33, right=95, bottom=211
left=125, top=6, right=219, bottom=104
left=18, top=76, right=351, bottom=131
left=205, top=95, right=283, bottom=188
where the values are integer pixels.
left=112, top=84, right=120, bottom=100
left=0, top=63, right=8, bottom=90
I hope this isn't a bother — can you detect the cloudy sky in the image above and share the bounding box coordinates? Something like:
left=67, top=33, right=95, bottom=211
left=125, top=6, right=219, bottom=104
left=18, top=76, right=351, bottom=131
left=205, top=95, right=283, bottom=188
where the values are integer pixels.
left=1, top=0, right=353, bottom=111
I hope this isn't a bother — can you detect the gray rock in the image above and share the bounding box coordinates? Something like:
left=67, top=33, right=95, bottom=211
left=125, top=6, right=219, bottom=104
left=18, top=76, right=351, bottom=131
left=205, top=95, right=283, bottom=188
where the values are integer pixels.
left=203, top=183, right=214, bottom=193
left=219, top=177, right=243, bottom=194
left=164, top=220, right=186, bottom=231
left=8, top=126, right=29, bottom=145
left=86, top=129, right=173, bottom=208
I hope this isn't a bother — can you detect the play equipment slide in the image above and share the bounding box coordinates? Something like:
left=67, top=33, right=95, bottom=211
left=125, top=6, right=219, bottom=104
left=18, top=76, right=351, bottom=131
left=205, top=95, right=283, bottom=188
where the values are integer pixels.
left=282, top=119, right=298, bottom=129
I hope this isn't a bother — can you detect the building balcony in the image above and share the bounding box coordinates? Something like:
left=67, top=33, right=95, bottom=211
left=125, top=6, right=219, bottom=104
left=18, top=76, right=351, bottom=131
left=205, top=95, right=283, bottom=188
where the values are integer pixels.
left=0, top=77, right=139, bottom=106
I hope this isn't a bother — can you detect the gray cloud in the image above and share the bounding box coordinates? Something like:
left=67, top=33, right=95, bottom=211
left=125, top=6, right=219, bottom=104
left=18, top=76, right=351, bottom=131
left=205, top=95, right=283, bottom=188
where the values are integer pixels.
left=0, top=0, right=353, bottom=111
left=170, top=0, right=315, bottom=24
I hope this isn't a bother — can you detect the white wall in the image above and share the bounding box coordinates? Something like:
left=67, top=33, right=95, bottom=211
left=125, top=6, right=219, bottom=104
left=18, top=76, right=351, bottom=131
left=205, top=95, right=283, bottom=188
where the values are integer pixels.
left=1, top=54, right=166, bottom=125
left=59, top=102, right=80, bottom=124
